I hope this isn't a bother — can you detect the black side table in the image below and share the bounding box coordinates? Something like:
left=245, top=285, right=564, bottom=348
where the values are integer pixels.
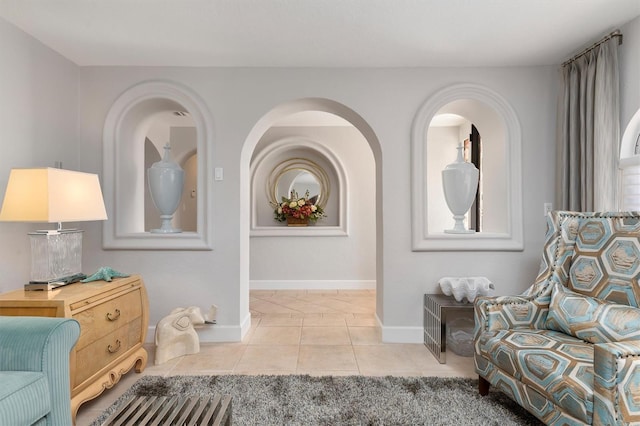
left=423, top=293, right=475, bottom=363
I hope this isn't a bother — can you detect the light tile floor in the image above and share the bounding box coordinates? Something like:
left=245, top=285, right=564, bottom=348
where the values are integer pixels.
left=76, top=289, right=476, bottom=425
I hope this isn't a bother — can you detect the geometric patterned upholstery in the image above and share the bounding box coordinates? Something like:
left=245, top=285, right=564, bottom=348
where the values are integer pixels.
left=474, top=211, right=640, bottom=425
left=476, top=328, right=594, bottom=423
left=568, top=215, right=640, bottom=305
left=546, top=282, right=640, bottom=344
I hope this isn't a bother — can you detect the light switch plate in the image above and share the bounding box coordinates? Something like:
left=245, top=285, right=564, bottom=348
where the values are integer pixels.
left=214, top=167, right=223, bottom=181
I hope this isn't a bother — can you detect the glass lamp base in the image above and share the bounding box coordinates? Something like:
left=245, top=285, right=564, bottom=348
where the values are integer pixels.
left=29, top=230, right=83, bottom=283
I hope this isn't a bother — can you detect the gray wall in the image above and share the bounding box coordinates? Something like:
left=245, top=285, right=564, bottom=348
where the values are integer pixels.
left=0, top=18, right=79, bottom=288
left=73, top=65, right=560, bottom=341
left=2, top=15, right=639, bottom=342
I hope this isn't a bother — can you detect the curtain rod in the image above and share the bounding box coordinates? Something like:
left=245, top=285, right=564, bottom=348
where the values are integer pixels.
left=562, top=30, right=623, bottom=67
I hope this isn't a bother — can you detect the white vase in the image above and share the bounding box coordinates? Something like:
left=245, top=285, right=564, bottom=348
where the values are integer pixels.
left=148, top=143, right=184, bottom=233
left=442, top=144, right=479, bottom=233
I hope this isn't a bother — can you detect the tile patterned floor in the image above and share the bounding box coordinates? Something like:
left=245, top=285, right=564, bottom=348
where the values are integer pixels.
left=76, top=289, right=476, bottom=425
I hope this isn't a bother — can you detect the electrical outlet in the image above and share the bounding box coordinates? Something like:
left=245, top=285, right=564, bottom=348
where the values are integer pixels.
left=544, top=203, right=553, bottom=216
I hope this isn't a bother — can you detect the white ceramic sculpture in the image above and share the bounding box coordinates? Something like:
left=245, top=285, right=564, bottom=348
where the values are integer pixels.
left=148, top=143, right=184, bottom=233
left=154, top=306, right=205, bottom=365
left=438, top=276, right=494, bottom=303
left=442, top=143, right=479, bottom=233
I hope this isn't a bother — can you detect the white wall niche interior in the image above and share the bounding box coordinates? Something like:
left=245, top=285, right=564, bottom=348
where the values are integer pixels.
left=411, top=83, right=524, bottom=251
left=102, top=80, right=214, bottom=250
left=144, top=113, right=198, bottom=233
left=251, top=137, right=348, bottom=237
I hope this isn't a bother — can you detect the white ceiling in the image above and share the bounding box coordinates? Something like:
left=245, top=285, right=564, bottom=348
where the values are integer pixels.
left=1, top=0, right=639, bottom=67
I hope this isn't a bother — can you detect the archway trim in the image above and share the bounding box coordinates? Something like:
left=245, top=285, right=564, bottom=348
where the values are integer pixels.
left=238, top=97, right=384, bottom=339
left=411, top=83, right=524, bottom=251
left=102, top=80, right=214, bottom=250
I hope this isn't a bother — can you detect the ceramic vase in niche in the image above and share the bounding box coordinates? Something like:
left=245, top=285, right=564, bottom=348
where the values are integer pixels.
left=148, top=143, right=184, bottom=233
left=442, top=143, right=479, bottom=233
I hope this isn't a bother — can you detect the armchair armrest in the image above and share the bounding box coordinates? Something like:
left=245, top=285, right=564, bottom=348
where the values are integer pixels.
left=594, top=341, right=640, bottom=425
left=0, top=316, right=80, bottom=372
left=0, top=316, right=80, bottom=426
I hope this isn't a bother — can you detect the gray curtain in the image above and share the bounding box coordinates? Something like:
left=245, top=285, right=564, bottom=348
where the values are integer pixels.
left=557, top=36, right=620, bottom=212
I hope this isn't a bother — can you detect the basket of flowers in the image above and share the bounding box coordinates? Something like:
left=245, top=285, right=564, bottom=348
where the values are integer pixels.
left=272, top=190, right=326, bottom=226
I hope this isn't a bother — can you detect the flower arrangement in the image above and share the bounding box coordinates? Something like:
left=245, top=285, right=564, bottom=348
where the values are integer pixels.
left=272, top=190, right=326, bottom=223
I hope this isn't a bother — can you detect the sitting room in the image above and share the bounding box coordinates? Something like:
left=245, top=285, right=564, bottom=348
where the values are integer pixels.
left=0, top=1, right=639, bottom=425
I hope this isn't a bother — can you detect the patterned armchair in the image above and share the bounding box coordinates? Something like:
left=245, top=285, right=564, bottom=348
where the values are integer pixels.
left=474, top=211, right=640, bottom=425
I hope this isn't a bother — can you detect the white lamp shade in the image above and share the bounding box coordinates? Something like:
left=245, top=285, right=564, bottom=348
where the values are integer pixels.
left=0, top=168, right=107, bottom=224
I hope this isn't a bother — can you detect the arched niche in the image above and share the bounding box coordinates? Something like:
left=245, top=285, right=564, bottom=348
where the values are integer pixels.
left=250, top=137, right=347, bottom=236
left=411, top=83, right=523, bottom=251
left=103, top=80, right=213, bottom=250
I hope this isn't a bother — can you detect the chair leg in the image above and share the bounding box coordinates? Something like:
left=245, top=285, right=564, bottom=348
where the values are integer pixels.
left=479, top=376, right=490, bottom=396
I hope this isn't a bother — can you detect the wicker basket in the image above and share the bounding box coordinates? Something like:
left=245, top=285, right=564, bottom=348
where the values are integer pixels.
left=286, top=216, right=309, bottom=226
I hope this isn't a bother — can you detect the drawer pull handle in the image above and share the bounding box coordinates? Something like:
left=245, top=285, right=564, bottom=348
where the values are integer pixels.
left=107, top=340, right=121, bottom=353
left=106, top=309, right=121, bottom=321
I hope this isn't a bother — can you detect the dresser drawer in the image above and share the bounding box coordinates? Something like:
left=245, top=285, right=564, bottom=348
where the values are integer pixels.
left=74, top=318, right=143, bottom=386
left=74, top=288, right=143, bottom=350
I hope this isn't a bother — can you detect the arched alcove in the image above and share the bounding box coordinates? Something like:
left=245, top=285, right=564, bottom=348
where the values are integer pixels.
left=102, top=80, right=213, bottom=250
left=239, top=98, right=383, bottom=336
left=411, top=83, right=523, bottom=251
left=250, top=137, right=348, bottom=236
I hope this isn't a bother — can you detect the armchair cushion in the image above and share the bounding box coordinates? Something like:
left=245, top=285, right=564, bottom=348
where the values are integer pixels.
left=567, top=215, right=640, bottom=306
left=545, top=282, right=640, bottom=344
left=476, top=328, right=594, bottom=423
left=0, top=316, right=80, bottom=426
left=0, top=372, right=50, bottom=425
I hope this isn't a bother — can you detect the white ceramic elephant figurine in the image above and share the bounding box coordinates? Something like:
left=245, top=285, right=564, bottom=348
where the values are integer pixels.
left=438, top=276, right=494, bottom=303
left=154, top=306, right=205, bottom=365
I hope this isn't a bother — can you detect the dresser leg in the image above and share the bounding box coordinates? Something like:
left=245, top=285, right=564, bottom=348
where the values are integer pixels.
left=134, top=347, right=148, bottom=373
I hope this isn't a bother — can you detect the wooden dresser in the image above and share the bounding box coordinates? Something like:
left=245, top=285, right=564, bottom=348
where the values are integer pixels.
left=0, top=274, right=149, bottom=422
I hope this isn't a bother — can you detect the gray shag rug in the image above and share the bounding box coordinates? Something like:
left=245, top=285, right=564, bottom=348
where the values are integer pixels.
left=91, top=375, right=542, bottom=425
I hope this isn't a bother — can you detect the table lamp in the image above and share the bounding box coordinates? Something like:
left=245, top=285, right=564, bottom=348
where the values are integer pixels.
left=0, top=168, right=107, bottom=288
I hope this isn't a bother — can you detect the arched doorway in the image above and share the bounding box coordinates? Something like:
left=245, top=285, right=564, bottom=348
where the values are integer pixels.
left=239, top=98, right=384, bottom=338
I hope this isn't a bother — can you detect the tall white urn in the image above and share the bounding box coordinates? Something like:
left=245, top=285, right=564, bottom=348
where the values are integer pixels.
left=442, top=144, right=479, bottom=233
left=148, top=143, right=184, bottom=233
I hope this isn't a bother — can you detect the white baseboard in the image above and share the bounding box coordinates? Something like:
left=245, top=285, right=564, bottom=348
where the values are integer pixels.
left=250, top=279, right=375, bottom=290
left=240, top=311, right=252, bottom=341
left=148, top=303, right=423, bottom=344
left=373, top=313, right=424, bottom=344
left=149, top=319, right=424, bottom=344
left=146, top=313, right=251, bottom=344
left=196, top=324, right=243, bottom=342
